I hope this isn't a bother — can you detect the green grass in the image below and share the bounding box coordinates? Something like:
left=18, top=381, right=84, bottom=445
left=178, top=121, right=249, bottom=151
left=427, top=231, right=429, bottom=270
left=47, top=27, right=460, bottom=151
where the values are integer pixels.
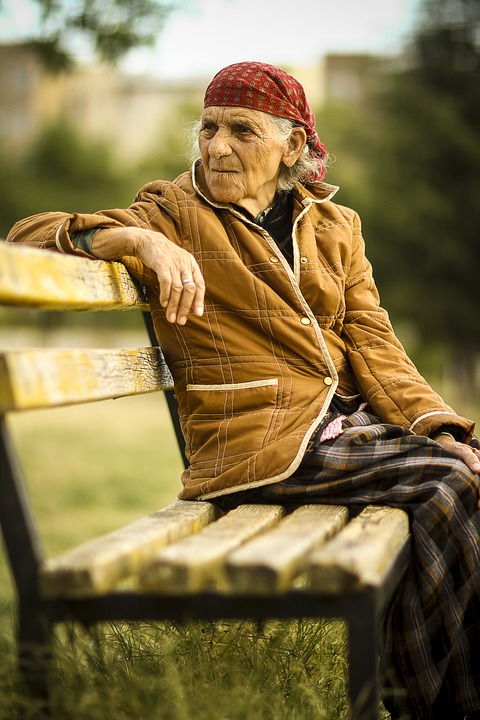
left=0, top=392, right=357, bottom=720
left=5, top=393, right=182, bottom=549
left=0, top=620, right=352, bottom=720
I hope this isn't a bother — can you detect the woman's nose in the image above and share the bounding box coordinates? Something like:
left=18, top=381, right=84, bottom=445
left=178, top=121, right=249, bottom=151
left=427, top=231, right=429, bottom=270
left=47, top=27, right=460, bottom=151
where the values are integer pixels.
left=208, top=130, right=232, bottom=158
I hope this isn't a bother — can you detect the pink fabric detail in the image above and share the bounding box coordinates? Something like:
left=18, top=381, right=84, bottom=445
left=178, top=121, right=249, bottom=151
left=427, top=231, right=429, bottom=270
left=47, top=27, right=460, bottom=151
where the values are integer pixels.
left=319, top=415, right=347, bottom=442
left=318, top=403, right=368, bottom=443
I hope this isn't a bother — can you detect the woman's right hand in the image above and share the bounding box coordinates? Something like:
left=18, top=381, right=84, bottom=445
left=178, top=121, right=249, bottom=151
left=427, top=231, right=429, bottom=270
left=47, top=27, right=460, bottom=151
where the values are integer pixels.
left=92, top=226, right=205, bottom=325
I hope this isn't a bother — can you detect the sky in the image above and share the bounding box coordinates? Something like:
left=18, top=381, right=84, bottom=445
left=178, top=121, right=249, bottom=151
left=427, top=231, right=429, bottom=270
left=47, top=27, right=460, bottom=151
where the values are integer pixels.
left=0, top=0, right=424, bottom=80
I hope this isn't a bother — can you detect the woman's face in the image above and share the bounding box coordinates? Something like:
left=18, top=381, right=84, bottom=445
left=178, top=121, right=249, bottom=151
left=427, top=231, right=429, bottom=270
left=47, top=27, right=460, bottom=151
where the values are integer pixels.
left=198, top=106, right=303, bottom=217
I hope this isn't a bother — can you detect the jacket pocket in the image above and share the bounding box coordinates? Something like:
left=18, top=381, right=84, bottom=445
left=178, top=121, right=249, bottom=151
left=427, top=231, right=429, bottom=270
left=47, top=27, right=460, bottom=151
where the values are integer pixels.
left=182, top=378, right=279, bottom=478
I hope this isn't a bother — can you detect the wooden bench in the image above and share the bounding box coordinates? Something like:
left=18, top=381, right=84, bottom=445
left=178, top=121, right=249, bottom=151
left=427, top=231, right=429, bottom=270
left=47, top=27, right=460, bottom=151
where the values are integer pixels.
left=0, top=239, right=411, bottom=720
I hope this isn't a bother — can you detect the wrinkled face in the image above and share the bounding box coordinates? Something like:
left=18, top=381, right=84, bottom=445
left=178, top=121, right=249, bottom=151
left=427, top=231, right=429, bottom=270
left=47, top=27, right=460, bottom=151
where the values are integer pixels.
left=198, top=106, right=291, bottom=216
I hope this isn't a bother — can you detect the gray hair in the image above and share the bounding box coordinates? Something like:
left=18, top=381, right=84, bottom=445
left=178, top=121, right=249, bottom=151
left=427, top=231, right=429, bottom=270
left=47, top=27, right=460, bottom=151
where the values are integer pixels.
left=268, top=115, right=326, bottom=190
left=188, top=114, right=327, bottom=190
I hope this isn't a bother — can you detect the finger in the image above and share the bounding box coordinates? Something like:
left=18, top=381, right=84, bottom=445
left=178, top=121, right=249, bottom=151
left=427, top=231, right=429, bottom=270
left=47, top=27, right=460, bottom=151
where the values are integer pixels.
left=156, top=267, right=181, bottom=322
left=158, top=266, right=193, bottom=319
left=454, top=444, right=480, bottom=474
left=456, top=443, right=480, bottom=474
left=191, top=266, right=206, bottom=317
left=164, top=270, right=203, bottom=325
left=174, top=264, right=205, bottom=324
left=436, top=436, right=480, bottom=475
left=152, top=248, right=204, bottom=324
left=175, top=276, right=198, bottom=325
left=164, top=275, right=186, bottom=323
left=470, top=448, right=480, bottom=475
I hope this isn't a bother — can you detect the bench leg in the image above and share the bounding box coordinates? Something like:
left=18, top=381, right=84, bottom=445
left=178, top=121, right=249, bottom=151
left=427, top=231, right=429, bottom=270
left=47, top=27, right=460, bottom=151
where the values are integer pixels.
left=348, top=599, right=379, bottom=720
left=17, top=602, right=53, bottom=717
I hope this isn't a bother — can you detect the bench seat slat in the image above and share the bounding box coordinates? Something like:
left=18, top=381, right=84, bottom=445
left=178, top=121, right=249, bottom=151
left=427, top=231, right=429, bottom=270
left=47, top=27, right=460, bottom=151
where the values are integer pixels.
left=139, top=504, right=286, bottom=593
left=40, top=500, right=217, bottom=598
left=0, top=347, right=173, bottom=411
left=307, top=505, right=410, bottom=593
left=225, top=504, right=349, bottom=594
left=0, top=241, right=147, bottom=310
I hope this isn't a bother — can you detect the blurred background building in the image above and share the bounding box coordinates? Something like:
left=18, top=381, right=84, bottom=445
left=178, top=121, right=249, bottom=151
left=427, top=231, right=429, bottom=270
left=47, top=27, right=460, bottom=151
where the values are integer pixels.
left=0, top=43, right=383, bottom=162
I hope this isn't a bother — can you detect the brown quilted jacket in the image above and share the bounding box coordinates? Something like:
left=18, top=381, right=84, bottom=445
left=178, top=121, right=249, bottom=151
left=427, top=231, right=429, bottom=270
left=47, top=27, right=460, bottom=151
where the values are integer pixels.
left=7, top=162, right=475, bottom=499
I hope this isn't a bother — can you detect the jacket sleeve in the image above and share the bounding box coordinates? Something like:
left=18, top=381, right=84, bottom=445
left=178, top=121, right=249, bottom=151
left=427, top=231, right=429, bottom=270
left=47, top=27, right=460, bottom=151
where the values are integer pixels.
left=5, top=183, right=184, bottom=289
left=341, top=211, right=475, bottom=441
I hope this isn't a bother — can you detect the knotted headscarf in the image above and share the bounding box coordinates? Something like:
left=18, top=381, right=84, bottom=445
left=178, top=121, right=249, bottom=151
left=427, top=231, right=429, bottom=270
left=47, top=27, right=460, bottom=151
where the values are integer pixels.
left=203, top=61, right=328, bottom=181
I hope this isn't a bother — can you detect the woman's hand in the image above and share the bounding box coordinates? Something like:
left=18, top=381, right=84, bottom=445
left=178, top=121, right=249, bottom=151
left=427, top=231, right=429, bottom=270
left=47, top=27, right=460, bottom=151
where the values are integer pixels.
left=92, top=226, right=205, bottom=325
left=435, top=434, right=480, bottom=508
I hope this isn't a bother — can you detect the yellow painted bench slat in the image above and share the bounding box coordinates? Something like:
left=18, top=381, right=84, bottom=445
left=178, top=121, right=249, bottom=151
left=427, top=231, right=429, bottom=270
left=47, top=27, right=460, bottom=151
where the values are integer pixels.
left=0, top=347, right=173, bottom=411
left=307, top=505, right=410, bottom=593
left=40, top=500, right=216, bottom=598
left=0, top=241, right=147, bottom=310
left=139, top=504, right=286, bottom=593
left=225, top=504, right=349, bottom=594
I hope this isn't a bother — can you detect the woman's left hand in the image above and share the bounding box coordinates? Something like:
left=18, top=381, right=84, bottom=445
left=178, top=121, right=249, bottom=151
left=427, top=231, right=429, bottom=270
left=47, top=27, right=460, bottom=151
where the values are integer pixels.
left=435, top=434, right=480, bottom=507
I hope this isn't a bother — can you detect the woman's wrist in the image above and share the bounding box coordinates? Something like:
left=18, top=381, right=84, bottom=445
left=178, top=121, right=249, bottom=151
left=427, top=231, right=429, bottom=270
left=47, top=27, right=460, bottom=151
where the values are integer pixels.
left=91, top=227, right=139, bottom=260
left=431, top=425, right=466, bottom=443
left=434, top=432, right=456, bottom=443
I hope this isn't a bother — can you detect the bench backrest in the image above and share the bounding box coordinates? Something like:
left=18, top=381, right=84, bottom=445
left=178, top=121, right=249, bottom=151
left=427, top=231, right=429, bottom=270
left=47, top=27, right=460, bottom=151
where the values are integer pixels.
left=0, top=240, right=179, bottom=596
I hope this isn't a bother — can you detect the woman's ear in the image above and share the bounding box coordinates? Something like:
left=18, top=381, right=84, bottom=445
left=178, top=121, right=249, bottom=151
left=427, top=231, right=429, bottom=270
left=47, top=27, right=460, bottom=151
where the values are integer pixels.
left=282, top=127, right=307, bottom=167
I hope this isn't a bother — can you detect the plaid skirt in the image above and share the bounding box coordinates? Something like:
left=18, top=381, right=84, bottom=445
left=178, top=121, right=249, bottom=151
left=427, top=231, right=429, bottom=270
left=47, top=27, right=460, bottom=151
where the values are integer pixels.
left=222, top=409, right=480, bottom=720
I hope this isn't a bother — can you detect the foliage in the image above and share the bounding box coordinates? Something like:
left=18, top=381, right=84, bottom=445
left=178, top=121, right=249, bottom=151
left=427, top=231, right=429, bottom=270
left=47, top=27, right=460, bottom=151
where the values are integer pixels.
left=379, top=0, right=479, bottom=371
left=0, top=122, right=137, bottom=238
left=0, top=0, right=176, bottom=70
left=0, top=94, right=205, bottom=240
left=318, top=0, right=480, bottom=384
left=132, top=99, right=203, bottom=188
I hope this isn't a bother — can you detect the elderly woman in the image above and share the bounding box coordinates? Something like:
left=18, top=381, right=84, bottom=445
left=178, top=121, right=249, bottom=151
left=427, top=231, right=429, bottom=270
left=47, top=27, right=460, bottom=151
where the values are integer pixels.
left=6, top=61, right=480, bottom=720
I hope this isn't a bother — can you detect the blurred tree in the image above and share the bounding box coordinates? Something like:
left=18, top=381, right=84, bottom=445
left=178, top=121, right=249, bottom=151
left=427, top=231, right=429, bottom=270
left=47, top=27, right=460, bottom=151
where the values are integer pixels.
left=0, top=120, right=146, bottom=331
left=133, top=99, right=203, bottom=186
left=0, top=99, right=204, bottom=238
left=0, top=120, right=138, bottom=236
left=0, top=0, right=179, bottom=71
left=322, top=0, right=480, bottom=386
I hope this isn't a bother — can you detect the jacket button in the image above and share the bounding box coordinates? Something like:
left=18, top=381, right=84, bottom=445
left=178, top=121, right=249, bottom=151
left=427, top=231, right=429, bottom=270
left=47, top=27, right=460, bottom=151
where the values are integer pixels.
left=300, top=317, right=311, bottom=325
left=323, top=376, right=333, bottom=386
left=300, top=256, right=308, bottom=264
left=269, top=256, right=279, bottom=263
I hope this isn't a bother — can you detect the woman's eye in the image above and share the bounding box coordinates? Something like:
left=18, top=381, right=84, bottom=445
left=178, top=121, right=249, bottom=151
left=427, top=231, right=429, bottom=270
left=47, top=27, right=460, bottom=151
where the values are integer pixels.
left=201, top=122, right=216, bottom=135
left=235, top=125, right=254, bottom=136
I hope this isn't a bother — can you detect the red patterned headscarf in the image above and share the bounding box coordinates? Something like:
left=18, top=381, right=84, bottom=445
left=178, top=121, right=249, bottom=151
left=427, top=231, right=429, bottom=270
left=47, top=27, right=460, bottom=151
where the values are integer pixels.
left=204, top=61, right=328, bottom=181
